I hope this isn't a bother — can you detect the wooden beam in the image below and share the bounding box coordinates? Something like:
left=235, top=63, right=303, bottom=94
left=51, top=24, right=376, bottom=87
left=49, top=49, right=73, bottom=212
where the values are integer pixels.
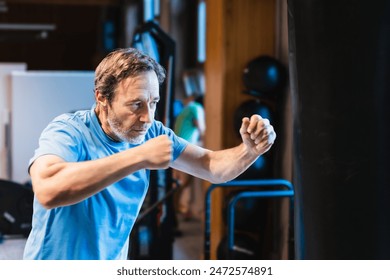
left=204, top=0, right=225, bottom=260
left=205, top=0, right=276, bottom=260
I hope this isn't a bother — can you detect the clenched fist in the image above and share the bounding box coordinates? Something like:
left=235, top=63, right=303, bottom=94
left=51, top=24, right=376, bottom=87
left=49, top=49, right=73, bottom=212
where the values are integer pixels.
left=140, top=135, right=173, bottom=170
left=239, top=114, right=276, bottom=156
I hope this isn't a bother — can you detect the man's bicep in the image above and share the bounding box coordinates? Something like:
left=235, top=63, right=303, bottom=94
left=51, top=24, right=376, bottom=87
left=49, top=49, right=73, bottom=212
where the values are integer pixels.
left=29, top=155, right=66, bottom=178
left=170, top=143, right=211, bottom=179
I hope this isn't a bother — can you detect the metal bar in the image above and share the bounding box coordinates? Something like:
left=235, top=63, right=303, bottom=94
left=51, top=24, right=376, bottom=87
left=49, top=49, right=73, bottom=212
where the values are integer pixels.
left=227, top=189, right=294, bottom=259
left=204, top=178, right=294, bottom=260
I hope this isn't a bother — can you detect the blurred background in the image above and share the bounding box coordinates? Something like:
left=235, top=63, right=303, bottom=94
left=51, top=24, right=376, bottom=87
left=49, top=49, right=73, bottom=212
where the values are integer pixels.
left=2, top=0, right=390, bottom=262
left=0, top=0, right=293, bottom=261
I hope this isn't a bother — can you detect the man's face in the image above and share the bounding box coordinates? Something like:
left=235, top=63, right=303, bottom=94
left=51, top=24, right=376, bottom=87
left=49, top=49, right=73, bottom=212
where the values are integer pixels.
left=102, top=71, right=160, bottom=144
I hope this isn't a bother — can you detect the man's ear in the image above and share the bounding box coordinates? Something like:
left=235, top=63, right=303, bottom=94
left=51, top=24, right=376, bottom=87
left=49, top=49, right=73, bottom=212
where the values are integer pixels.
left=95, top=90, right=108, bottom=107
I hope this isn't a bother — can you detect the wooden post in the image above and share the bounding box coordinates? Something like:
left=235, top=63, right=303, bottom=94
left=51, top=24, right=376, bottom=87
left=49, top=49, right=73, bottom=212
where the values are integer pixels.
left=204, top=0, right=276, bottom=259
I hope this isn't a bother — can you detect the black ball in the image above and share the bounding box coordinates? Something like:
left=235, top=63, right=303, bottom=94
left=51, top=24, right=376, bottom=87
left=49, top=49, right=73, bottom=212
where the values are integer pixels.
left=243, top=55, right=287, bottom=97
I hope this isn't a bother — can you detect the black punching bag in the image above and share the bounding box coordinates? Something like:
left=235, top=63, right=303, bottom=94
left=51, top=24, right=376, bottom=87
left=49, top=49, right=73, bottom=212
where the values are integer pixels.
left=288, top=0, right=390, bottom=259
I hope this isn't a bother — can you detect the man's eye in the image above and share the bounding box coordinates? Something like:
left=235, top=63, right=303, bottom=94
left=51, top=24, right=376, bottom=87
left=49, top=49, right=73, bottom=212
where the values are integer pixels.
left=130, top=103, right=142, bottom=109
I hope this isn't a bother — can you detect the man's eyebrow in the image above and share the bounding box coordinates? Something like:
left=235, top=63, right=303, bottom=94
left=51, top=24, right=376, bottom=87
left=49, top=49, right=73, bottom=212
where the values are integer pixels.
left=125, top=97, right=159, bottom=104
left=125, top=98, right=142, bottom=104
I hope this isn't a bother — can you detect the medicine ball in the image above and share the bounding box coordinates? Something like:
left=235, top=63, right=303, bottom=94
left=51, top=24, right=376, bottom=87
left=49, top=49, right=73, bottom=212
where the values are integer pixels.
left=243, top=55, right=287, bottom=97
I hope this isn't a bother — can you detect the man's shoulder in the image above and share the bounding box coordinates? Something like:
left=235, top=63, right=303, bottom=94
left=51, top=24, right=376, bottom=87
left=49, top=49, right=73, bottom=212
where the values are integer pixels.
left=52, top=109, right=89, bottom=124
left=47, top=109, right=91, bottom=135
left=148, top=120, right=164, bottom=135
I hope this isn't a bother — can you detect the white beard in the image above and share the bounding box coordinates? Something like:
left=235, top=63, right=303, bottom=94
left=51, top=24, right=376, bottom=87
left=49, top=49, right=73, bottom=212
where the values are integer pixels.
left=107, top=116, right=148, bottom=144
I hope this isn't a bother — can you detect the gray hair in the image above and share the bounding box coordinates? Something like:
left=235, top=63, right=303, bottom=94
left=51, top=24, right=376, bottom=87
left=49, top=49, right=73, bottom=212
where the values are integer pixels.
left=94, top=48, right=166, bottom=103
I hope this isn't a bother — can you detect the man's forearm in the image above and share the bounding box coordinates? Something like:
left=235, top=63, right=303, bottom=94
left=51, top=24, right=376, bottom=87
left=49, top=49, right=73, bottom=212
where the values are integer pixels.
left=207, top=143, right=259, bottom=183
left=32, top=135, right=173, bottom=209
left=31, top=148, right=146, bottom=209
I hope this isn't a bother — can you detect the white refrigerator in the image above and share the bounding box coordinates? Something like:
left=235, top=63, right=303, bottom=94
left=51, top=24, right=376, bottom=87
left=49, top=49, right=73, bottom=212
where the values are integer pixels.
left=8, top=71, right=95, bottom=183
left=0, top=63, right=27, bottom=180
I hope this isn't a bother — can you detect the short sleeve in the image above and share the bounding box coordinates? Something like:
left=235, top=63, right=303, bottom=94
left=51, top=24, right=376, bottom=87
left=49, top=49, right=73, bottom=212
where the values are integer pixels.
left=29, top=116, right=83, bottom=170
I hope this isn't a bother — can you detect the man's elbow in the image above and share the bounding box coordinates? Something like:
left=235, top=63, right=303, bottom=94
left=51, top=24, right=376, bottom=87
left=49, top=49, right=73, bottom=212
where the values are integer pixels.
left=33, top=181, right=65, bottom=209
left=35, top=190, right=57, bottom=210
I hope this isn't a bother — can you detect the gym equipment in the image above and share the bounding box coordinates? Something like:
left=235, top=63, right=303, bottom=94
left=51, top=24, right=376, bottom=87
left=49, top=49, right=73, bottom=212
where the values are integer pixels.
left=132, top=20, right=175, bottom=127
left=131, top=19, right=177, bottom=260
left=128, top=169, right=176, bottom=260
left=128, top=177, right=183, bottom=260
left=217, top=232, right=260, bottom=260
left=0, top=179, right=33, bottom=237
left=222, top=190, right=268, bottom=232
left=289, top=0, right=390, bottom=259
left=242, top=55, right=287, bottom=98
left=136, top=179, right=182, bottom=223
left=238, top=55, right=287, bottom=180
left=204, top=179, right=294, bottom=260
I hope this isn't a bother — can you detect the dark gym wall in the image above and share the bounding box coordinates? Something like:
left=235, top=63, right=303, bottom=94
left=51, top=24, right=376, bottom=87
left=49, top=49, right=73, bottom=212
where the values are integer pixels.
left=0, top=3, right=119, bottom=70
left=289, top=0, right=390, bottom=259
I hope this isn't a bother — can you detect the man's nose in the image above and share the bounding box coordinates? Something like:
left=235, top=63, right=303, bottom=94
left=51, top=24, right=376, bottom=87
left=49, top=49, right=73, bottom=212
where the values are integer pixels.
left=140, top=106, right=153, bottom=123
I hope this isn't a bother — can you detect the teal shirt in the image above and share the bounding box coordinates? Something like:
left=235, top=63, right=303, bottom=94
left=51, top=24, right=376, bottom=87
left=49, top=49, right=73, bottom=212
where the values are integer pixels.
left=23, top=105, right=187, bottom=260
left=174, top=101, right=205, bottom=144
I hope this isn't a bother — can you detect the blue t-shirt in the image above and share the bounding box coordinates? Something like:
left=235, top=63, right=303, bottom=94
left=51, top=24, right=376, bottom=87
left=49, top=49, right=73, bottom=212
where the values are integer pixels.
left=23, top=106, right=188, bottom=260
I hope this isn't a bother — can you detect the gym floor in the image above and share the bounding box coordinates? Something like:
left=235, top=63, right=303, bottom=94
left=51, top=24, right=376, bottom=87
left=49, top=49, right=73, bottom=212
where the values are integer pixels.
left=0, top=235, right=26, bottom=259
left=173, top=176, right=205, bottom=260
left=173, top=214, right=204, bottom=260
